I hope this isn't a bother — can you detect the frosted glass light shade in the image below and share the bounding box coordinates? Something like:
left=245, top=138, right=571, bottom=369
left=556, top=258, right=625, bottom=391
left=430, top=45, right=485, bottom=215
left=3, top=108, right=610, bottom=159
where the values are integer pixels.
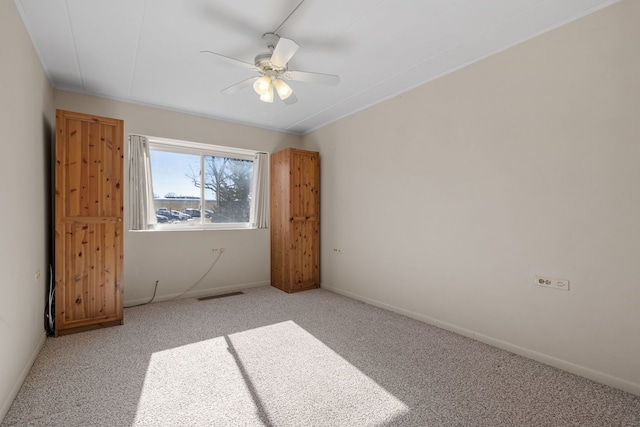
left=253, top=75, right=271, bottom=95
left=259, top=86, right=274, bottom=103
left=274, top=79, right=293, bottom=100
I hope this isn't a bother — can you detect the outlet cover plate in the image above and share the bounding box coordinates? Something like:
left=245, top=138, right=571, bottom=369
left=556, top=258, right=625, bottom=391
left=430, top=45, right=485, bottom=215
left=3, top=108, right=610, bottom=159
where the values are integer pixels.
left=535, top=275, right=570, bottom=291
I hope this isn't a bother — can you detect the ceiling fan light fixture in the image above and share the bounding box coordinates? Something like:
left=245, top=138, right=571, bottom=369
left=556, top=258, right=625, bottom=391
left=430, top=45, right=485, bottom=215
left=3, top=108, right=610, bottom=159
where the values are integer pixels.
left=253, top=75, right=272, bottom=95
left=274, top=78, right=293, bottom=100
left=259, top=86, right=274, bottom=103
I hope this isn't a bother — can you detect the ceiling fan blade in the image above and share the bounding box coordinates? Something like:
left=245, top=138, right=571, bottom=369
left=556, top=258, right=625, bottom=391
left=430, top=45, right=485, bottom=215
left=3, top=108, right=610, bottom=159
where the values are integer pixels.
left=221, top=77, right=259, bottom=94
left=201, top=51, right=258, bottom=71
left=284, top=70, right=340, bottom=86
left=270, top=38, right=299, bottom=67
left=283, top=93, right=298, bottom=105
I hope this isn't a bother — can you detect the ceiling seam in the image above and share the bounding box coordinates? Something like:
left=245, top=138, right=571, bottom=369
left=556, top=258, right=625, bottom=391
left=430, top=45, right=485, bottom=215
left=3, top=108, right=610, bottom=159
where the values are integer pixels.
left=127, top=0, right=149, bottom=99
left=64, top=0, right=84, bottom=91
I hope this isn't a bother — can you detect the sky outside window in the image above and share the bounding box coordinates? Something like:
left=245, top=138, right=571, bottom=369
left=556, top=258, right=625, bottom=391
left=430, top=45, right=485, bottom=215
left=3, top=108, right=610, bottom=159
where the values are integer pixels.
left=150, top=150, right=200, bottom=198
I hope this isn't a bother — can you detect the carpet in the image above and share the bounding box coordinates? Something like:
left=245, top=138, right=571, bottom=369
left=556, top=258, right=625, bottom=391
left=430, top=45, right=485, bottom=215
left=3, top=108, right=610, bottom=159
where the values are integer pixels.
left=3, top=286, right=639, bottom=426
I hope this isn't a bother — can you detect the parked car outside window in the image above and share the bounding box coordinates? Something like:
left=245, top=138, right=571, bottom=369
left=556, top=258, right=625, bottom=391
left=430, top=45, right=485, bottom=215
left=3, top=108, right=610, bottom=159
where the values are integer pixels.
left=184, top=208, right=201, bottom=218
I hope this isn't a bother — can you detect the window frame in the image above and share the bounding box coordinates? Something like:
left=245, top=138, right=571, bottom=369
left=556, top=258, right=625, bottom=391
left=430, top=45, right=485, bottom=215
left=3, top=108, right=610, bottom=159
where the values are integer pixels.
left=147, top=137, right=261, bottom=231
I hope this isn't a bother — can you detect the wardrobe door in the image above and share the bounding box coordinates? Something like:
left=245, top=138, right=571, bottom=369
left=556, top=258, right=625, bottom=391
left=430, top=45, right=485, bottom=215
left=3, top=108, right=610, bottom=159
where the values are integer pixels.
left=288, top=150, right=320, bottom=291
left=55, top=110, right=124, bottom=336
left=270, top=149, right=291, bottom=291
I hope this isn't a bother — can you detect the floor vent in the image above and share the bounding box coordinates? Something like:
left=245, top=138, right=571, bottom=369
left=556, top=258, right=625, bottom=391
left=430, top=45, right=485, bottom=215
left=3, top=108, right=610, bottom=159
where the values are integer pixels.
left=197, top=291, right=244, bottom=301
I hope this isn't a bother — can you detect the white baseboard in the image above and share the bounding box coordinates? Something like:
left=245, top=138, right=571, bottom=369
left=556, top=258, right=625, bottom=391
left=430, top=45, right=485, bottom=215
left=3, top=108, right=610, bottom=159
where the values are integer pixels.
left=124, top=281, right=270, bottom=307
left=321, top=283, right=640, bottom=397
left=1, top=332, right=47, bottom=423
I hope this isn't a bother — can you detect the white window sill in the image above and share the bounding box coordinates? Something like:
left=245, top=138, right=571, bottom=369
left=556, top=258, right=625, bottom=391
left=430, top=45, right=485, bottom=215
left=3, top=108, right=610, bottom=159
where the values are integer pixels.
left=130, top=223, right=259, bottom=232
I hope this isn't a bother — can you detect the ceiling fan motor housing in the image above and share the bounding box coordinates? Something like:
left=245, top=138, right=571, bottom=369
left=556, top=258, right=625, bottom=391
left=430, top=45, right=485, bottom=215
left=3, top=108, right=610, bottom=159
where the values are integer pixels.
left=255, top=53, right=286, bottom=76
left=262, top=33, right=280, bottom=50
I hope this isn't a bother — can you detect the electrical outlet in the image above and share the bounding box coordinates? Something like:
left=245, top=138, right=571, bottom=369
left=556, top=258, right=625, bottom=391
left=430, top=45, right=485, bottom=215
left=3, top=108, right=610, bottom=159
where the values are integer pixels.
left=535, top=275, right=570, bottom=291
left=211, top=248, right=225, bottom=253
left=35, top=270, right=41, bottom=282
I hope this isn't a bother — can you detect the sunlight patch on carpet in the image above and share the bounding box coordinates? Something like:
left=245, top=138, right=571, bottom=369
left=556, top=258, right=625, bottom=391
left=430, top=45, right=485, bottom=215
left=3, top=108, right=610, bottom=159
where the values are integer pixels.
left=133, top=321, right=408, bottom=425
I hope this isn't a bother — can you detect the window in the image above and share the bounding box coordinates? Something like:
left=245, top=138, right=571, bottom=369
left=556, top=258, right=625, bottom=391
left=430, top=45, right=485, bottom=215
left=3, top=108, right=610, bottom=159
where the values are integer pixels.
left=146, top=137, right=267, bottom=230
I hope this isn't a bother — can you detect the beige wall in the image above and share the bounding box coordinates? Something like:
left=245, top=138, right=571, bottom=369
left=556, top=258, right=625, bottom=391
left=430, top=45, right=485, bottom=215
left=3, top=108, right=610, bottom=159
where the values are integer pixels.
left=0, top=0, right=54, bottom=419
left=303, top=0, right=640, bottom=395
left=54, top=90, right=300, bottom=305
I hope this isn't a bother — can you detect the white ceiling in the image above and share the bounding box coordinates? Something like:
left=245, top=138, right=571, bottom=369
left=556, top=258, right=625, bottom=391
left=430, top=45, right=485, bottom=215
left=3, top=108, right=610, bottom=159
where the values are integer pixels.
left=15, top=0, right=618, bottom=135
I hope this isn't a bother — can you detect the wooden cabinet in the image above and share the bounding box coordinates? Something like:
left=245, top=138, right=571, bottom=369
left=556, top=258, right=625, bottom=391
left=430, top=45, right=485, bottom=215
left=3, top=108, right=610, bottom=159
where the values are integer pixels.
left=54, top=110, right=124, bottom=336
left=270, top=148, right=320, bottom=293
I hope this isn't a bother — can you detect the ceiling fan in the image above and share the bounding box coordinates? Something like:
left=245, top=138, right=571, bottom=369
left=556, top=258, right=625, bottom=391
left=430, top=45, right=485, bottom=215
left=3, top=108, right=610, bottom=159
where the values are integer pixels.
left=201, top=1, right=339, bottom=104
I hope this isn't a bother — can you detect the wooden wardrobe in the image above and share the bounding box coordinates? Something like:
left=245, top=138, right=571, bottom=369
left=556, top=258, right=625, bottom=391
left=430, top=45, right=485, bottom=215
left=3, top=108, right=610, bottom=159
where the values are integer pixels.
left=270, top=148, right=320, bottom=293
left=54, top=110, right=124, bottom=336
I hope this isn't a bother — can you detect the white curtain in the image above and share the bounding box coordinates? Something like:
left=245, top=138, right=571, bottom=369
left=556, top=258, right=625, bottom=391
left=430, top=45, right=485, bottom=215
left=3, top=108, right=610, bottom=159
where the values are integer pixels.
left=129, top=134, right=157, bottom=230
left=250, top=152, right=269, bottom=229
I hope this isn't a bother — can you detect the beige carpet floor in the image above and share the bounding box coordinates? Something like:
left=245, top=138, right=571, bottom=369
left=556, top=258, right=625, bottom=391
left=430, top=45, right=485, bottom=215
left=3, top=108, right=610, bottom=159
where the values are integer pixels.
left=3, top=286, right=639, bottom=426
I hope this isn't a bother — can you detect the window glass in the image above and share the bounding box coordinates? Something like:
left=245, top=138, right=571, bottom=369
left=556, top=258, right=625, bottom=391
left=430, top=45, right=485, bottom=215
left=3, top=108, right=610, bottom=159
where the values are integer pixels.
left=150, top=151, right=201, bottom=225
left=202, top=156, right=253, bottom=223
left=149, top=144, right=255, bottom=229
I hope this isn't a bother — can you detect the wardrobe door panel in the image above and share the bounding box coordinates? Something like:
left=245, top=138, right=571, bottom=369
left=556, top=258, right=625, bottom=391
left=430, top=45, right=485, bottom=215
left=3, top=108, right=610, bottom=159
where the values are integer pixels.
left=55, top=110, right=123, bottom=336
